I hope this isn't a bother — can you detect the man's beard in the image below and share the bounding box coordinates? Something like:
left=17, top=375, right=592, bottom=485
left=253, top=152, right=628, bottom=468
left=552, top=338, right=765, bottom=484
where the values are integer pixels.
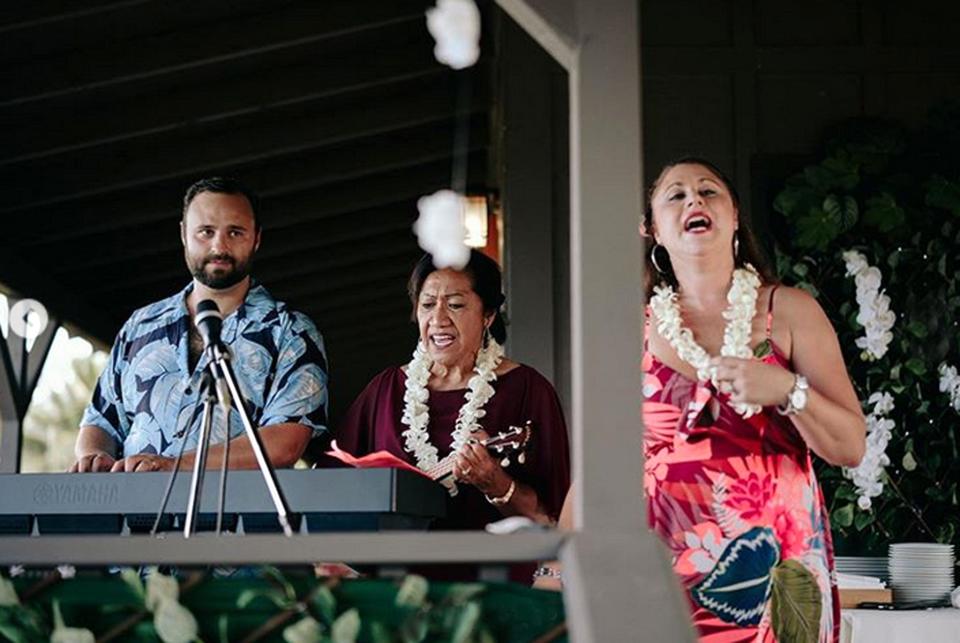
left=188, top=252, right=252, bottom=289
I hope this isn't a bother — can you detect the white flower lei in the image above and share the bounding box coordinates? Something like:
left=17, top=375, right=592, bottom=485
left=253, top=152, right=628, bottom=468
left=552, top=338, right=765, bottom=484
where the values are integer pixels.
left=842, top=250, right=895, bottom=361
left=649, top=264, right=762, bottom=418
left=938, top=362, right=960, bottom=412
left=844, top=391, right=895, bottom=511
left=400, top=338, right=504, bottom=495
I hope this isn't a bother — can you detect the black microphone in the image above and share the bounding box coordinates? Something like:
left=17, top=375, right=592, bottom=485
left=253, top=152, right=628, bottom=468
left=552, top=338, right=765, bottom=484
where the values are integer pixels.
left=195, top=300, right=233, bottom=413
left=194, top=299, right=224, bottom=351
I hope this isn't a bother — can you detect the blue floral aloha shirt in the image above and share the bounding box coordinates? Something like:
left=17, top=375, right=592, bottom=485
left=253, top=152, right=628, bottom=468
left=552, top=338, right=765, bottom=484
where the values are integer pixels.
left=80, top=281, right=329, bottom=457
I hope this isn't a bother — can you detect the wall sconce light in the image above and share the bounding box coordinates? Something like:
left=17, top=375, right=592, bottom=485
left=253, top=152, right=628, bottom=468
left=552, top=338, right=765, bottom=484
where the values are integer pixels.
left=462, top=194, right=489, bottom=248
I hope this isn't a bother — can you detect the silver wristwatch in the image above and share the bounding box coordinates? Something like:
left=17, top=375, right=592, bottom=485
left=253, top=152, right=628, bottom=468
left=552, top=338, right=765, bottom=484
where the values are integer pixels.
left=777, top=374, right=809, bottom=416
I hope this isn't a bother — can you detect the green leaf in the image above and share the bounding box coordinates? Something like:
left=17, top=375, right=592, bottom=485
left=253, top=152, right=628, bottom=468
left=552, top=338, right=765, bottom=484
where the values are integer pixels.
left=0, top=622, right=28, bottom=643
left=236, top=589, right=289, bottom=610
left=53, top=600, right=66, bottom=630
left=441, top=584, right=486, bottom=607
left=842, top=195, right=859, bottom=229
left=773, top=184, right=819, bottom=219
left=370, top=622, right=394, bottom=643
left=863, top=193, right=906, bottom=232
left=310, top=585, right=337, bottom=626
left=261, top=566, right=298, bottom=604
left=792, top=262, right=810, bottom=278
left=904, top=358, right=927, bottom=376
left=395, top=575, right=429, bottom=609
left=795, top=207, right=842, bottom=251
left=924, top=175, right=960, bottom=217
left=450, top=602, right=481, bottom=643
left=331, top=608, right=361, bottom=643
left=854, top=509, right=875, bottom=532
left=936, top=522, right=956, bottom=544
left=906, top=321, right=928, bottom=338
left=219, top=614, right=230, bottom=643
left=832, top=503, right=854, bottom=528
left=902, top=452, right=918, bottom=472
left=803, top=158, right=858, bottom=192
left=283, top=616, right=324, bottom=643
left=0, top=578, right=18, bottom=607
left=399, top=614, right=429, bottom=643
left=887, top=250, right=901, bottom=269
left=119, top=568, right=146, bottom=603
left=823, top=195, right=858, bottom=232
left=770, top=560, right=822, bottom=643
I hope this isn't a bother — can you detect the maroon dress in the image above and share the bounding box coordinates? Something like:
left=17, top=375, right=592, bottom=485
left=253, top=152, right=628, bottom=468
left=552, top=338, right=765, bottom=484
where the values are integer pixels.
left=324, top=364, right=571, bottom=580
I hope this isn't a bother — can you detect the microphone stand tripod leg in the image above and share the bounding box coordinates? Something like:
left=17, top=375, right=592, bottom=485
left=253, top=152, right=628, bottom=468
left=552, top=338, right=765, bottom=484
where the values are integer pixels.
left=213, top=350, right=295, bottom=537
left=215, top=379, right=230, bottom=535
left=184, top=371, right=216, bottom=538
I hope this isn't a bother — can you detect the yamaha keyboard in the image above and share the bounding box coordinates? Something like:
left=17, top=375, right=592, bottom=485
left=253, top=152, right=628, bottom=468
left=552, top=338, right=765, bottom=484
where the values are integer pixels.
left=0, top=469, right=446, bottom=535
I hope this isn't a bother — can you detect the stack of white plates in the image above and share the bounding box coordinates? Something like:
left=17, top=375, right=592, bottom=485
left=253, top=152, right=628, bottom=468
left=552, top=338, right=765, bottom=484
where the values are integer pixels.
left=835, top=556, right=889, bottom=582
left=888, top=543, right=955, bottom=602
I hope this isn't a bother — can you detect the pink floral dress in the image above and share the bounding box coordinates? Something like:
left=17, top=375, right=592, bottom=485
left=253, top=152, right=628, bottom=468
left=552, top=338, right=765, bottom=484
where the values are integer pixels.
left=644, top=289, right=839, bottom=642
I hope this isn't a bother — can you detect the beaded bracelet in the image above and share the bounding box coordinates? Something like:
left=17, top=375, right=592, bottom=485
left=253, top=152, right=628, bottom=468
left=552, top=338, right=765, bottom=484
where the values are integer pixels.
left=532, top=566, right=562, bottom=582
left=484, top=479, right=517, bottom=505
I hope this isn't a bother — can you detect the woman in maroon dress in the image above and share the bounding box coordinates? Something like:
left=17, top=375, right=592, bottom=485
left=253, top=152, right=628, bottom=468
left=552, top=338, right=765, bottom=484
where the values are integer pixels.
left=329, top=251, right=570, bottom=569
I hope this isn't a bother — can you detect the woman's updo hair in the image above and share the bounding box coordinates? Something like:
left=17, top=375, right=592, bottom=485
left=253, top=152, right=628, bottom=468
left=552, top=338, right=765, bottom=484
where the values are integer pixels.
left=642, top=156, right=775, bottom=298
left=408, top=250, right=508, bottom=344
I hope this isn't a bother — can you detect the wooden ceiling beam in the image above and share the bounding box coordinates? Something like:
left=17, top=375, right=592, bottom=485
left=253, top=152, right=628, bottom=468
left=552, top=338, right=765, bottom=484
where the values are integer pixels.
left=0, top=35, right=443, bottom=164
left=15, top=115, right=487, bottom=244
left=0, top=1, right=293, bottom=63
left=0, top=1, right=429, bottom=108
left=44, top=152, right=486, bottom=275
left=1, top=75, right=488, bottom=214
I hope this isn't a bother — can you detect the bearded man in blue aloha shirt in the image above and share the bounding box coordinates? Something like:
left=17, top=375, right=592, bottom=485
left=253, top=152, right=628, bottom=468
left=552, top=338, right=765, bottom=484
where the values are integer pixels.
left=70, top=177, right=328, bottom=474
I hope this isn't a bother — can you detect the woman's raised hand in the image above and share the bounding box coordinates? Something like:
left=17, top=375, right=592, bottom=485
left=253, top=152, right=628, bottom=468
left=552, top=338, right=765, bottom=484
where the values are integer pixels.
left=710, top=356, right=796, bottom=407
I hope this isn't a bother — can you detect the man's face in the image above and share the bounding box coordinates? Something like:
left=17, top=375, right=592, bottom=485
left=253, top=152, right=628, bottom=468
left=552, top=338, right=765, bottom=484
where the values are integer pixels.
left=181, top=192, right=261, bottom=289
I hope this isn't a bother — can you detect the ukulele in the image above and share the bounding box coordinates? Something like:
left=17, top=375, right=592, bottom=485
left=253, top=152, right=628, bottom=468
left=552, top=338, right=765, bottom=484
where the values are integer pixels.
left=425, top=421, right=532, bottom=481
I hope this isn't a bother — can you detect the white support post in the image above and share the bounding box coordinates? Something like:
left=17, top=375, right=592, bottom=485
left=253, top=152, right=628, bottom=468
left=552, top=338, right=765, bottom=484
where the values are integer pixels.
left=496, top=0, right=694, bottom=639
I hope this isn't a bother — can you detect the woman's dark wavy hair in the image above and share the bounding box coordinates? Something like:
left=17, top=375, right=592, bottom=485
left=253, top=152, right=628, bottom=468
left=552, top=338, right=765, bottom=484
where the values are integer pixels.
left=407, top=250, right=508, bottom=344
left=642, top=156, right=775, bottom=298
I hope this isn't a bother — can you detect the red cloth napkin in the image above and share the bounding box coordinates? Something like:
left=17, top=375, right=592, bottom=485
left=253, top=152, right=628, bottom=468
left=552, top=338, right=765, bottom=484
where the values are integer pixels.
left=325, top=440, right=432, bottom=479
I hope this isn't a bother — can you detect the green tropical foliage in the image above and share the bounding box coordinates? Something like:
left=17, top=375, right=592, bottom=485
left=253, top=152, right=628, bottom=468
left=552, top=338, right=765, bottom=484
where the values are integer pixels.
left=0, top=570, right=565, bottom=643
left=771, top=105, right=960, bottom=554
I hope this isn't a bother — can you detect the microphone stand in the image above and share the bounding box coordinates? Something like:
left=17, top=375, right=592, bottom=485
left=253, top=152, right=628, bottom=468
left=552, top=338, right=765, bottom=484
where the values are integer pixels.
left=183, top=370, right=216, bottom=537
left=205, top=343, right=296, bottom=537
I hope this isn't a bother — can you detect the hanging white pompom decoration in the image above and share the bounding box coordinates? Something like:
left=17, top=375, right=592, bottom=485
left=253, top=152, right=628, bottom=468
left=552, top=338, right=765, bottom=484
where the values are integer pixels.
left=414, top=189, right=470, bottom=269
left=426, top=0, right=481, bottom=70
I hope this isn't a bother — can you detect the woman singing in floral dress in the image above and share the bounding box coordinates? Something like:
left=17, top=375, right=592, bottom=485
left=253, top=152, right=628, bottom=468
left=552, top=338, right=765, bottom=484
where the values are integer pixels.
left=641, top=158, right=866, bottom=642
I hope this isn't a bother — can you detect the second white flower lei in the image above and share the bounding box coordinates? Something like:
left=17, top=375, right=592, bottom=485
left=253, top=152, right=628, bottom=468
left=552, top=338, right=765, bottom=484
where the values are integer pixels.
left=400, top=338, right=504, bottom=495
left=938, top=363, right=960, bottom=412
left=844, top=391, right=895, bottom=511
left=649, top=264, right=762, bottom=418
left=842, top=249, right=895, bottom=361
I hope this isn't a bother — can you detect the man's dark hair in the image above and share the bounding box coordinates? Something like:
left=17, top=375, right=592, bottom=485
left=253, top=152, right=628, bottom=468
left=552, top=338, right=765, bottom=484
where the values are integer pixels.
left=182, top=176, right=261, bottom=230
